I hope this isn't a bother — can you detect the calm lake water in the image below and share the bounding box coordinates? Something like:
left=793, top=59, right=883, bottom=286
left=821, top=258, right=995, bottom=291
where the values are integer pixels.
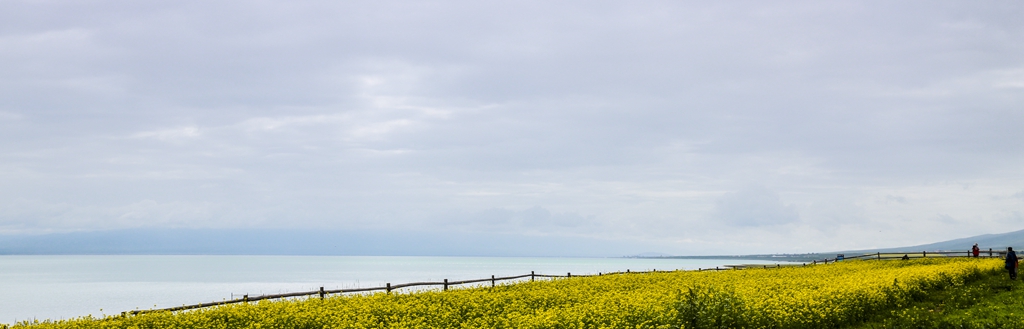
left=0, top=255, right=785, bottom=324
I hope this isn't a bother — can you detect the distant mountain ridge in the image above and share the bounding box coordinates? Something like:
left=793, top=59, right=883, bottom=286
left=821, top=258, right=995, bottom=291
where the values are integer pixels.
left=663, top=228, right=1024, bottom=262
left=838, top=227, right=1024, bottom=254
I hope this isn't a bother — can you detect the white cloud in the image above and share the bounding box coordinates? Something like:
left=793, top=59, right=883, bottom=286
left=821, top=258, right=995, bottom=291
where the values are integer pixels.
left=884, top=195, right=908, bottom=204
left=713, top=187, right=799, bottom=227
left=0, top=111, right=24, bottom=121
left=132, top=126, right=202, bottom=141
left=992, top=68, right=1024, bottom=89
left=0, top=28, right=99, bottom=59
left=237, top=114, right=346, bottom=132
left=439, top=206, right=597, bottom=237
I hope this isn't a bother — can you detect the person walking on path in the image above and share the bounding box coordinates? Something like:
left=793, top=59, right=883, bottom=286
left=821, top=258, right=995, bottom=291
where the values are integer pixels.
left=1006, top=247, right=1018, bottom=280
left=973, top=244, right=981, bottom=257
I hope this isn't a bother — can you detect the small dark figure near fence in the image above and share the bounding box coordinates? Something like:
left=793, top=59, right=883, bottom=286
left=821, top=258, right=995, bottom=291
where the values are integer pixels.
left=1006, top=247, right=1018, bottom=280
left=901, top=254, right=910, bottom=260
left=973, top=244, right=980, bottom=257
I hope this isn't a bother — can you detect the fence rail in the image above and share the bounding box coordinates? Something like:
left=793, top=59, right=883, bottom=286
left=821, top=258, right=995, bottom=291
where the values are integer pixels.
left=123, top=248, right=1008, bottom=316
left=127, top=270, right=589, bottom=315
left=794, top=248, right=1004, bottom=265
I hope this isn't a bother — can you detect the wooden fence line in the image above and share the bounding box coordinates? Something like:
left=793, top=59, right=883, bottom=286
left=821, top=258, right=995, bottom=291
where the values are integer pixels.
left=790, top=248, right=1004, bottom=265
left=123, top=248, right=1007, bottom=316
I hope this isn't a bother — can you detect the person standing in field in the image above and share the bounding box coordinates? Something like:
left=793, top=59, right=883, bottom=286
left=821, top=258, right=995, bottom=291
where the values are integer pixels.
left=973, top=244, right=980, bottom=257
left=1006, top=247, right=1018, bottom=280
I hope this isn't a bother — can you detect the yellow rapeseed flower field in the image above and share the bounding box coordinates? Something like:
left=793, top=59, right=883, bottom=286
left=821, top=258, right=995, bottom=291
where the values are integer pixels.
left=10, top=258, right=1002, bottom=329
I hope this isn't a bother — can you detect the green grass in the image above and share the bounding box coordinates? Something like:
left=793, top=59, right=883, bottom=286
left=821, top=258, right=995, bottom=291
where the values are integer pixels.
left=849, top=267, right=1024, bottom=328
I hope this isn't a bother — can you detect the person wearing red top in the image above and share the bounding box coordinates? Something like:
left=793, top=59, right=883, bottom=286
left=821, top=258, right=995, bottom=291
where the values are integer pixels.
left=973, top=244, right=980, bottom=257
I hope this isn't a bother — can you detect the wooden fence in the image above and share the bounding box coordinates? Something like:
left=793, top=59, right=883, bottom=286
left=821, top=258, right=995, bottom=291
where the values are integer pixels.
left=795, top=248, right=1003, bottom=265
left=126, top=270, right=615, bottom=315
left=123, top=248, right=1007, bottom=316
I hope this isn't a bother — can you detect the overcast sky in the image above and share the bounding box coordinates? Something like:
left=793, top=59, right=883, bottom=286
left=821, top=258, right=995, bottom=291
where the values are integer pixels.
left=1, top=1, right=1022, bottom=255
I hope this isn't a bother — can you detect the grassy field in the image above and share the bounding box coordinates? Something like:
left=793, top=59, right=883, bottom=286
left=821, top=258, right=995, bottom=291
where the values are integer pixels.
left=4, top=257, right=1009, bottom=329
left=852, top=263, right=1024, bottom=328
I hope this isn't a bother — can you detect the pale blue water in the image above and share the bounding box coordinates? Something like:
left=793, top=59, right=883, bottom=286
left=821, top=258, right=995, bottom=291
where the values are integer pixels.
left=0, top=255, right=784, bottom=324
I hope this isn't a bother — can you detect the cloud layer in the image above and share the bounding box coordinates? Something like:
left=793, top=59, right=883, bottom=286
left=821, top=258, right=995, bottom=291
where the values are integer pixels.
left=1, top=1, right=1023, bottom=254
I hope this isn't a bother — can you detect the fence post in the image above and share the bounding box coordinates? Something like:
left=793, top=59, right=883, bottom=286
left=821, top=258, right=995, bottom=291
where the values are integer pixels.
left=990, top=248, right=993, bottom=257
left=877, top=252, right=881, bottom=260
left=813, top=260, right=816, bottom=265
left=319, top=286, right=325, bottom=299
left=386, top=283, right=391, bottom=294
left=923, top=251, right=927, bottom=258
left=243, top=294, right=248, bottom=303
left=491, top=275, right=495, bottom=288
left=444, top=279, right=448, bottom=291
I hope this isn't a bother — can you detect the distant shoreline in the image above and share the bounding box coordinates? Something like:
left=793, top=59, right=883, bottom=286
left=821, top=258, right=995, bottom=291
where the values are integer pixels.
left=634, top=254, right=823, bottom=262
